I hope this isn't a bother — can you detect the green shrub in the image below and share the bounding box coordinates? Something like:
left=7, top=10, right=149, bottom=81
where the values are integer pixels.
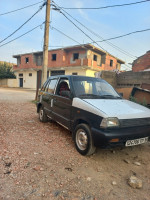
left=0, top=62, right=16, bottom=79
left=129, top=95, right=148, bottom=108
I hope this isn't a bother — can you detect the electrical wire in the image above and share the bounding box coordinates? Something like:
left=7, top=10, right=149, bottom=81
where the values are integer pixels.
left=59, top=0, right=150, bottom=10
left=55, top=8, right=107, bottom=52
left=0, top=2, right=46, bottom=44
left=61, top=7, right=150, bottom=56
left=124, top=64, right=132, bottom=70
left=52, top=3, right=135, bottom=70
left=53, top=3, right=137, bottom=59
left=53, top=1, right=150, bottom=59
left=52, top=2, right=131, bottom=65
left=51, top=26, right=127, bottom=67
left=51, top=26, right=81, bottom=45
left=66, top=13, right=137, bottom=58
left=95, top=28, right=150, bottom=42
left=52, top=2, right=138, bottom=64
left=0, top=1, right=45, bottom=16
left=0, top=22, right=45, bottom=48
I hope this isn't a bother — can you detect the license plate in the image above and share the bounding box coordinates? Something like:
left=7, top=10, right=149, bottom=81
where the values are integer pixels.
left=125, top=137, right=149, bottom=147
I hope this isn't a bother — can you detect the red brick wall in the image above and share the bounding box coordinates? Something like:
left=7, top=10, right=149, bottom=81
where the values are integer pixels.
left=104, top=54, right=118, bottom=71
left=14, top=49, right=87, bottom=70
left=13, top=48, right=121, bottom=71
left=13, top=54, right=41, bottom=70
left=48, top=49, right=87, bottom=68
left=132, top=51, right=150, bottom=72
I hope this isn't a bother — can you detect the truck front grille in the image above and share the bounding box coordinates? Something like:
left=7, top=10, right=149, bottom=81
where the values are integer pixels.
left=120, top=118, right=150, bottom=128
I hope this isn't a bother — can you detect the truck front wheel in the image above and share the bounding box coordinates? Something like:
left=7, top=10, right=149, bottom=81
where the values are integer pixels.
left=74, top=124, right=96, bottom=156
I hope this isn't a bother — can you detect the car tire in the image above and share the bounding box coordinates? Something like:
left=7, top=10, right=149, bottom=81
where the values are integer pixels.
left=74, top=123, right=96, bottom=156
left=39, top=106, right=48, bottom=123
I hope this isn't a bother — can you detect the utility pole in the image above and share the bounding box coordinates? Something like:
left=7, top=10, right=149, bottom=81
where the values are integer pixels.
left=35, top=0, right=50, bottom=100
left=42, top=0, right=50, bottom=85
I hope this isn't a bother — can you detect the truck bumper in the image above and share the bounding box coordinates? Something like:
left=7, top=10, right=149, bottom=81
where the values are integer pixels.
left=91, top=126, right=150, bottom=148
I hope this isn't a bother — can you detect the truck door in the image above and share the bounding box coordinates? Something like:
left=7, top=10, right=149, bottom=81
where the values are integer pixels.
left=52, top=78, right=73, bottom=129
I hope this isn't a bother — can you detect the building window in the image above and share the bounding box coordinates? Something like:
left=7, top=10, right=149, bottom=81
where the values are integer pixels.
left=73, top=53, right=79, bottom=61
left=19, top=73, right=23, bottom=77
left=29, top=73, right=32, bottom=77
left=51, top=70, right=65, bottom=76
left=47, top=71, right=49, bottom=78
left=110, top=59, right=113, bottom=67
left=93, top=55, right=97, bottom=61
left=72, top=72, right=78, bottom=75
left=25, top=57, right=29, bottom=63
left=52, top=54, right=57, bottom=61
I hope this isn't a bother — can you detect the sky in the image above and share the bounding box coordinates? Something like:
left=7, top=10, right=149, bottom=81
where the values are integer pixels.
left=0, top=0, right=150, bottom=71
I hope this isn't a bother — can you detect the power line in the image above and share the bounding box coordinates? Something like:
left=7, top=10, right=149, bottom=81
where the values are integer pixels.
left=53, top=6, right=107, bottom=52
left=53, top=2, right=150, bottom=58
left=124, top=64, right=132, bottom=70
left=96, top=28, right=150, bottom=42
left=52, top=1, right=140, bottom=64
left=59, top=0, right=150, bottom=10
left=51, top=25, right=137, bottom=70
left=0, top=22, right=45, bottom=48
left=52, top=2, right=136, bottom=62
left=60, top=7, right=150, bottom=57
left=53, top=4, right=137, bottom=59
left=52, top=27, right=124, bottom=64
left=51, top=26, right=81, bottom=45
left=0, top=2, right=46, bottom=44
left=50, top=26, right=128, bottom=65
left=0, top=1, right=45, bottom=16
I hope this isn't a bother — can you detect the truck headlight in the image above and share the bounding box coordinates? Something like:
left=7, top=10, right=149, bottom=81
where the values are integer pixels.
left=100, top=117, right=119, bottom=128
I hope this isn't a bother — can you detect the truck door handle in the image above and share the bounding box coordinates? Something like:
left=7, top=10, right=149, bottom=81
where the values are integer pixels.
left=51, top=99, right=54, bottom=107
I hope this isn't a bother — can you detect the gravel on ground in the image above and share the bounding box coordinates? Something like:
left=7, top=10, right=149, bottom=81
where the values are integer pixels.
left=0, top=88, right=150, bottom=200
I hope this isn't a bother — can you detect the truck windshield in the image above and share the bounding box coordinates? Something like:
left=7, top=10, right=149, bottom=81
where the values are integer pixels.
left=72, top=76, right=121, bottom=99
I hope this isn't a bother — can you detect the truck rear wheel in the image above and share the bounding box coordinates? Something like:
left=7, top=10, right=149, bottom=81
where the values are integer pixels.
left=39, top=106, right=48, bottom=123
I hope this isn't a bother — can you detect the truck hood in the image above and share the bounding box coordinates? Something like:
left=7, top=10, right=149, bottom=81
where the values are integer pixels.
left=83, top=99, right=150, bottom=119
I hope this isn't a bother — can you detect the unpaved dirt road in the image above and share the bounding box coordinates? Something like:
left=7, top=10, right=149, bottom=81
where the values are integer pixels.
left=0, top=88, right=150, bottom=200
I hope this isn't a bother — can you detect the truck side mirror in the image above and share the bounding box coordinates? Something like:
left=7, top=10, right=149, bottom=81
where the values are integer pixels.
left=119, top=93, right=123, bottom=97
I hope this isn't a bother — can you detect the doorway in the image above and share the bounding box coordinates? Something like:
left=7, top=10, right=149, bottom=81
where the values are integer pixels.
left=19, top=78, right=23, bottom=87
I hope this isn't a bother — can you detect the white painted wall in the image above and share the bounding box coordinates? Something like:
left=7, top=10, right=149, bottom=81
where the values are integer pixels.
left=65, top=68, right=86, bottom=76
left=15, top=71, right=37, bottom=89
left=13, top=68, right=97, bottom=89
left=86, top=69, right=97, bottom=77
left=0, top=79, right=18, bottom=87
left=7, top=79, right=18, bottom=87
left=23, top=71, right=37, bottom=89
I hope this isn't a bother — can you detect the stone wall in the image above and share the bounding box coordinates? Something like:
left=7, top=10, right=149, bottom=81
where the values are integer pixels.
left=100, top=71, right=150, bottom=99
left=100, top=71, right=117, bottom=88
left=117, top=71, right=150, bottom=87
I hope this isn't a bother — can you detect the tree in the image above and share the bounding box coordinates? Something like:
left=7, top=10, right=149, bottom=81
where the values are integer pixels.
left=0, top=62, right=16, bottom=79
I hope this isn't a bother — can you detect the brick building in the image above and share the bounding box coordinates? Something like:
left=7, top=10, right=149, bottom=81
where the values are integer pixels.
left=132, top=50, right=150, bottom=72
left=13, top=44, right=124, bottom=89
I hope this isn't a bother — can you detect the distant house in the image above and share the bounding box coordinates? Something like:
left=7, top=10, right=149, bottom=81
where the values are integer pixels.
left=132, top=50, right=150, bottom=72
left=13, top=44, right=125, bottom=89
